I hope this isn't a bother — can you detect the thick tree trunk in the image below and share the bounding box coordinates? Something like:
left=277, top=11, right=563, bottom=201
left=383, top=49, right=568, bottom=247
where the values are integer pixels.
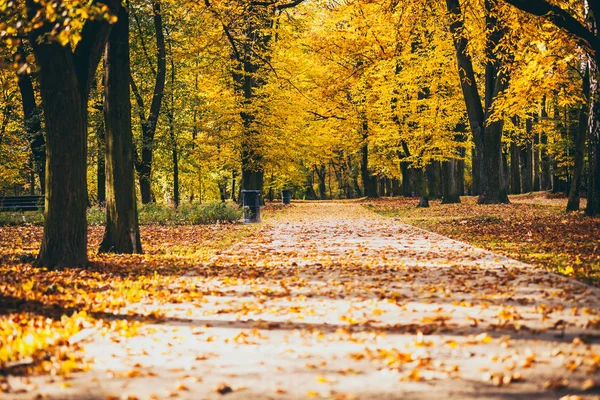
left=587, top=56, right=600, bottom=216
left=447, top=0, right=508, bottom=203
left=99, top=4, right=142, bottom=254
left=34, top=44, right=89, bottom=268
left=442, top=159, right=461, bottom=204
left=567, top=67, right=589, bottom=212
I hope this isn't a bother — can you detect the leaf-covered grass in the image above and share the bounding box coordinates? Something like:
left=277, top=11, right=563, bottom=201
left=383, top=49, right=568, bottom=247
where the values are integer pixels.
left=0, top=201, right=244, bottom=226
left=364, top=192, right=600, bottom=285
left=0, top=220, right=262, bottom=373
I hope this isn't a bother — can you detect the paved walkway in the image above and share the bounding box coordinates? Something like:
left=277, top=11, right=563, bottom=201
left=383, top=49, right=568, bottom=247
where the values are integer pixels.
left=11, top=203, right=600, bottom=399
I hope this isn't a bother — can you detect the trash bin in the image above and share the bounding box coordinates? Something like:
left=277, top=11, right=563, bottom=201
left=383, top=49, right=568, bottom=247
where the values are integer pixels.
left=242, top=190, right=261, bottom=223
left=281, top=189, right=291, bottom=205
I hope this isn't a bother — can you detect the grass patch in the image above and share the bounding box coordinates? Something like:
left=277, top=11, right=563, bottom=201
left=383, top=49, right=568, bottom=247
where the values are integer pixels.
left=364, top=193, right=600, bottom=285
left=0, top=201, right=244, bottom=226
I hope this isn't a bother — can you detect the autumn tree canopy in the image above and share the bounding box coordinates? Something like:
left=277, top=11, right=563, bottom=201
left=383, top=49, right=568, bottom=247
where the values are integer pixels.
left=0, top=0, right=599, bottom=266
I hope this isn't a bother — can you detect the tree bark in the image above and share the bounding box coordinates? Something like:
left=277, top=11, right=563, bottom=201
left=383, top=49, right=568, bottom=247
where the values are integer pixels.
left=360, top=120, right=378, bottom=198
left=99, top=3, right=142, bottom=254
left=132, top=0, right=166, bottom=204
left=16, top=49, right=46, bottom=195
left=426, top=161, right=442, bottom=199
left=567, top=67, right=589, bottom=212
left=28, top=0, right=118, bottom=268
left=442, top=159, right=461, bottom=204
left=315, top=164, right=327, bottom=200
left=96, top=115, right=106, bottom=204
left=167, top=43, right=179, bottom=207
left=533, top=132, right=540, bottom=191
left=446, top=0, right=509, bottom=204
left=520, top=141, right=533, bottom=193
left=510, top=141, right=521, bottom=194
left=587, top=55, right=600, bottom=216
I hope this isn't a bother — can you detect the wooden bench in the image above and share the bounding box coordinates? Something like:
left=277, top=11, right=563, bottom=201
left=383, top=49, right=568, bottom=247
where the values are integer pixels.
left=0, top=195, right=44, bottom=212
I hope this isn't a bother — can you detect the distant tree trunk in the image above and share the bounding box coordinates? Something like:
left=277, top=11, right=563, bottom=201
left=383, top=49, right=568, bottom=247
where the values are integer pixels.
left=415, top=168, right=429, bottom=207
left=391, top=178, right=400, bottom=196
left=533, top=132, right=540, bottom=191
left=16, top=48, right=46, bottom=195
left=167, top=43, right=179, bottom=207
left=231, top=171, right=237, bottom=202
left=510, top=141, right=521, bottom=194
left=131, top=0, right=166, bottom=204
left=29, top=0, right=119, bottom=267
left=426, top=162, right=442, bottom=199
left=551, top=98, right=567, bottom=194
left=305, top=169, right=318, bottom=200
left=360, top=121, right=378, bottom=198
left=96, top=115, right=106, bottom=204
left=99, top=4, right=142, bottom=254
left=315, top=164, right=327, bottom=200
left=540, top=98, right=552, bottom=190
left=567, top=67, right=589, bottom=212
left=520, top=140, right=532, bottom=193
left=346, top=155, right=362, bottom=198
left=442, top=159, right=461, bottom=204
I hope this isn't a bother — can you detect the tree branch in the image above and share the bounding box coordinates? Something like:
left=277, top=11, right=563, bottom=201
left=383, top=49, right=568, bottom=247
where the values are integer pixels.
left=501, top=0, right=599, bottom=54
left=251, top=0, right=306, bottom=10
left=73, top=0, right=121, bottom=99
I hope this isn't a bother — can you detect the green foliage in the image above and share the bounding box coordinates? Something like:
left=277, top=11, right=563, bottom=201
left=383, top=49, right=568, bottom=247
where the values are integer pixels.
left=0, top=202, right=243, bottom=226
left=138, top=201, right=242, bottom=225
left=0, top=211, right=44, bottom=226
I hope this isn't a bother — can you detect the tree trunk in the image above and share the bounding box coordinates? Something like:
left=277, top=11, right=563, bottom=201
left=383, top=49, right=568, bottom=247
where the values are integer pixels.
left=99, top=4, right=142, bottom=254
left=34, top=46, right=89, bottom=268
left=520, top=140, right=533, bottom=193
left=132, top=1, right=166, bottom=204
left=533, top=132, right=540, bottom=191
left=415, top=168, right=429, bottom=207
left=567, top=67, right=589, bottom=212
left=167, top=48, right=179, bottom=207
left=315, top=164, right=327, bottom=200
left=96, top=113, right=106, bottom=204
left=231, top=171, right=237, bottom=202
left=586, top=56, right=600, bottom=216
left=426, top=161, right=442, bottom=199
left=510, top=141, right=521, bottom=194
left=442, top=159, right=461, bottom=204
left=360, top=121, right=378, bottom=198
left=446, top=0, right=509, bottom=203
left=16, top=52, right=46, bottom=195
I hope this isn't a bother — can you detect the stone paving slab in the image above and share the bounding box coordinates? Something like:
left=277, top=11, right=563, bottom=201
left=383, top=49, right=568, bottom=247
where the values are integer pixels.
left=8, top=202, right=600, bottom=400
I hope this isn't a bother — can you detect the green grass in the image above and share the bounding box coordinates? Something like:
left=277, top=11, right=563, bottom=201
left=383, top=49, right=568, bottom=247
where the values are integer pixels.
left=0, top=201, right=243, bottom=226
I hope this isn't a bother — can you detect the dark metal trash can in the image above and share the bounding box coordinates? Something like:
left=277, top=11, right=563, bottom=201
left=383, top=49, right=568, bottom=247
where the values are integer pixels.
left=281, top=190, right=291, bottom=205
left=242, top=190, right=261, bottom=223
